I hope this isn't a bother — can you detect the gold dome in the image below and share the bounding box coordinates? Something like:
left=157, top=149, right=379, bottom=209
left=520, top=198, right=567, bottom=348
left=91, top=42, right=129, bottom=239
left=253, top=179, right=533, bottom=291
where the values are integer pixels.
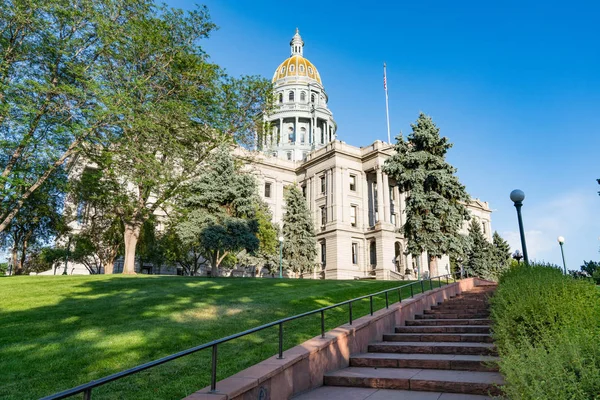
left=272, top=55, right=322, bottom=84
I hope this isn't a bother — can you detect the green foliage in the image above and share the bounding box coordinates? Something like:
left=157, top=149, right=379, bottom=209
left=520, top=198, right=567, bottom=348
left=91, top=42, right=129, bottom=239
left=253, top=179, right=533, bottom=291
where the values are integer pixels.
left=580, top=260, right=600, bottom=284
left=0, top=0, right=157, bottom=233
left=490, top=264, right=600, bottom=399
left=176, top=147, right=260, bottom=275
left=382, top=113, right=470, bottom=275
left=0, top=167, right=67, bottom=274
left=236, top=200, right=280, bottom=274
left=282, top=185, right=317, bottom=276
left=0, top=262, right=7, bottom=275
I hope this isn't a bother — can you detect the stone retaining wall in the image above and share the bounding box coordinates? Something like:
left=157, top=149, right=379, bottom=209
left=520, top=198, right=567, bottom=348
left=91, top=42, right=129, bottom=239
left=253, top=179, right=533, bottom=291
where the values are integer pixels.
left=184, top=278, right=488, bottom=400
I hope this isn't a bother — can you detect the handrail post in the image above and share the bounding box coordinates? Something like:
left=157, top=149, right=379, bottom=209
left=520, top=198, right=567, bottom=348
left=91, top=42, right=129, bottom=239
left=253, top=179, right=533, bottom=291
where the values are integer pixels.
left=349, top=302, right=353, bottom=325
left=410, top=284, right=414, bottom=298
left=385, top=291, right=389, bottom=308
left=83, top=388, right=92, bottom=400
left=277, top=323, right=284, bottom=359
left=321, top=310, right=325, bottom=338
left=210, top=344, right=218, bottom=392
left=420, top=280, right=424, bottom=294
left=429, top=279, right=433, bottom=291
left=398, top=288, right=402, bottom=303
left=438, top=276, right=441, bottom=287
left=369, top=296, right=373, bottom=316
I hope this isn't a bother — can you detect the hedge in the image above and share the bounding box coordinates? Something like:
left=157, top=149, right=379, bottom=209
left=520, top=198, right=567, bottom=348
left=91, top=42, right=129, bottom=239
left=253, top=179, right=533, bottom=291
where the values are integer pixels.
left=490, top=264, right=600, bottom=400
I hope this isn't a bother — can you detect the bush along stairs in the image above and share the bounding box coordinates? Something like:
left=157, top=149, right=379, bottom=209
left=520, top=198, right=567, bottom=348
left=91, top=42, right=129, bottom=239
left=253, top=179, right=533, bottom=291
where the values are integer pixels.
left=320, top=284, right=503, bottom=399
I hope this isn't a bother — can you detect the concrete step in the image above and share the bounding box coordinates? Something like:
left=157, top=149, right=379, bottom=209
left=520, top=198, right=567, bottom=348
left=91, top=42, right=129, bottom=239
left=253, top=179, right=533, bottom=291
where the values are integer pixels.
left=368, top=341, right=497, bottom=356
left=406, top=318, right=491, bottom=326
left=425, top=308, right=489, bottom=314
left=293, top=386, right=496, bottom=400
left=425, top=303, right=489, bottom=312
left=350, top=353, right=499, bottom=372
left=415, top=313, right=490, bottom=319
left=396, top=325, right=491, bottom=334
left=323, top=367, right=504, bottom=396
left=383, top=333, right=493, bottom=343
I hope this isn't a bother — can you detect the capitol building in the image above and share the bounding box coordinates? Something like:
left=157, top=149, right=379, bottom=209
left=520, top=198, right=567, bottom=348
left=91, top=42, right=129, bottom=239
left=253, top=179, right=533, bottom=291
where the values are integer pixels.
left=245, top=29, right=492, bottom=280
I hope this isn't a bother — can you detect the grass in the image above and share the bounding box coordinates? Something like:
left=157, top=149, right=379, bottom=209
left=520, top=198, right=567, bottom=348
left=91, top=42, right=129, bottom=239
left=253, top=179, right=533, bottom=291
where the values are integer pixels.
left=0, top=275, right=442, bottom=399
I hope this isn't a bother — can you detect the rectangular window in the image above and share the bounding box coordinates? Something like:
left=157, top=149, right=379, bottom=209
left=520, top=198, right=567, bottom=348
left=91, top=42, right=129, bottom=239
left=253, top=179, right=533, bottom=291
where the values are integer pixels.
left=349, top=175, right=356, bottom=191
left=320, top=175, right=326, bottom=194
left=391, top=213, right=396, bottom=226
left=352, top=243, right=358, bottom=265
left=350, top=205, right=357, bottom=227
left=321, top=241, right=326, bottom=267
left=302, top=185, right=307, bottom=198
left=286, top=152, right=292, bottom=160
left=482, top=221, right=486, bottom=234
left=390, top=185, right=395, bottom=200
left=321, top=206, right=327, bottom=226
left=264, top=182, right=271, bottom=198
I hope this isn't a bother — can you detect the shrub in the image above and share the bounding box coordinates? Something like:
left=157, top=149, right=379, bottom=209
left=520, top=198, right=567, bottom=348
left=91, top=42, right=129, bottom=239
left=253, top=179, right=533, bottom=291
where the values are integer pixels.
left=490, top=264, right=600, bottom=400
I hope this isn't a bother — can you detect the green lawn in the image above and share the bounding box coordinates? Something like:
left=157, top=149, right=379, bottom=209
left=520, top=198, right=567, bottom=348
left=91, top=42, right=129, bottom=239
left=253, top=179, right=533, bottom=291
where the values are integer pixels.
left=0, top=275, right=439, bottom=399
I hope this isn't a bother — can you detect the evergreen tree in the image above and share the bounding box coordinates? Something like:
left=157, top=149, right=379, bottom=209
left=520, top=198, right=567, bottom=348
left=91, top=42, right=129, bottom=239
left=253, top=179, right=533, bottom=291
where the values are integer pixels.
left=491, top=231, right=511, bottom=278
left=465, top=220, right=493, bottom=279
left=282, top=185, right=317, bottom=277
left=176, top=147, right=259, bottom=276
left=383, top=113, right=470, bottom=276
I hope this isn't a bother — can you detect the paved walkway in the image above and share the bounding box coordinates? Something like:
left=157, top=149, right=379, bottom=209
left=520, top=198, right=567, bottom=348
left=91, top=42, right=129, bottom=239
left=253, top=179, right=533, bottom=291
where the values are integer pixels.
left=294, top=285, right=501, bottom=399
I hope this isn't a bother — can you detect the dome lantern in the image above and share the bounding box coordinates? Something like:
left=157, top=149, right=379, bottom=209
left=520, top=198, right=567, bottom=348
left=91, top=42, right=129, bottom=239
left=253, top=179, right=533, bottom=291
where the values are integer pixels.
left=290, top=27, right=304, bottom=56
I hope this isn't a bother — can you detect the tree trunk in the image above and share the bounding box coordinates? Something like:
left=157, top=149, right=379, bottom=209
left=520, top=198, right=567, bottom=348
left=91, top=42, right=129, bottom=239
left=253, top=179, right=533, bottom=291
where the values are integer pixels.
left=11, top=247, right=20, bottom=275
left=428, top=256, right=438, bottom=278
left=122, top=223, right=141, bottom=274
left=210, top=251, right=218, bottom=277
left=103, top=261, right=114, bottom=275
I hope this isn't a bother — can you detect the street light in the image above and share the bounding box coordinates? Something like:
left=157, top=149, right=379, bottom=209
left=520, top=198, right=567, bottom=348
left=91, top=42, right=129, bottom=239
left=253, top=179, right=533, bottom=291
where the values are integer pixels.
left=557, top=236, right=567, bottom=275
left=278, top=236, right=284, bottom=279
left=510, top=189, right=529, bottom=265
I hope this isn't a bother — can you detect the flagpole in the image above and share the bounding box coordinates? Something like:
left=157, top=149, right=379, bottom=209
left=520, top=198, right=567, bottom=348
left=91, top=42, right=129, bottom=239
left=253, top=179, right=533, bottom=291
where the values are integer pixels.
left=384, top=63, right=391, bottom=144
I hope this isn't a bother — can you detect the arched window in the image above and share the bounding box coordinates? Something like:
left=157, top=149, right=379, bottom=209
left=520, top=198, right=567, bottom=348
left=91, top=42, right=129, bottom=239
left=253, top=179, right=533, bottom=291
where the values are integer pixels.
left=289, top=91, right=294, bottom=101
left=300, top=91, right=306, bottom=101
left=289, top=65, right=295, bottom=72
left=299, top=65, right=305, bottom=72
left=278, top=93, right=283, bottom=103
left=308, top=67, right=313, bottom=74
left=300, top=127, right=306, bottom=143
left=311, top=94, right=315, bottom=103
left=280, top=66, right=286, bottom=74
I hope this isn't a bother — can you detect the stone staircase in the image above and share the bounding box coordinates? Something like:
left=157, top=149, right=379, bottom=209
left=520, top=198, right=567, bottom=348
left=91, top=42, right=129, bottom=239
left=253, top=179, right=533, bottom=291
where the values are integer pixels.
left=295, top=285, right=502, bottom=400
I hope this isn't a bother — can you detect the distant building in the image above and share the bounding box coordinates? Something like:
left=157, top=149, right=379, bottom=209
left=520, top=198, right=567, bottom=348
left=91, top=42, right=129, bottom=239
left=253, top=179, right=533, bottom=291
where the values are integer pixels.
left=243, top=29, right=492, bottom=280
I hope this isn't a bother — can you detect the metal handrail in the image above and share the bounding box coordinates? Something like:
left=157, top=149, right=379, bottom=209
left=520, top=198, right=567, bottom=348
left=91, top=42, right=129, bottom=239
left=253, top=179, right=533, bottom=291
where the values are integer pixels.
left=40, top=273, right=456, bottom=399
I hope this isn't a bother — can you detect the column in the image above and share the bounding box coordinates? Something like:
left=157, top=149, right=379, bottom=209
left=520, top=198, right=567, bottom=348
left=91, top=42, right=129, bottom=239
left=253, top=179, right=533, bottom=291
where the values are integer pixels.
left=362, top=171, right=369, bottom=228
left=324, top=120, right=329, bottom=143
left=295, top=116, right=299, bottom=144
left=326, top=168, right=333, bottom=224
left=334, top=168, right=343, bottom=222
left=375, top=167, right=384, bottom=224
left=278, top=118, right=283, bottom=146
left=382, top=171, right=390, bottom=223
left=395, top=186, right=402, bottom=226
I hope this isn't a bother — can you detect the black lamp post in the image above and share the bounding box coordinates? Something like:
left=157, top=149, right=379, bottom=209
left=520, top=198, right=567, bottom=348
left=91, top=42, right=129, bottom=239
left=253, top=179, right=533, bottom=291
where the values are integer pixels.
left=510, top=189, right=529, bottom=265
left=557, top=236, right=567, bottom=275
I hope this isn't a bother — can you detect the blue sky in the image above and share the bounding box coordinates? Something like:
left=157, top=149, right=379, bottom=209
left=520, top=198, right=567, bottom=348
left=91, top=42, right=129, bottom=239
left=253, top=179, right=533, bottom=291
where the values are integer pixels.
left=168, top=0, right=600, bottom=268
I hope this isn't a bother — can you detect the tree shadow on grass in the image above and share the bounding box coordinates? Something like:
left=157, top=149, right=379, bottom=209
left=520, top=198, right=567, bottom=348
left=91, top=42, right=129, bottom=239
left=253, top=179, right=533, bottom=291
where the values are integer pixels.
left=0, top=276, right=423, bottom=400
